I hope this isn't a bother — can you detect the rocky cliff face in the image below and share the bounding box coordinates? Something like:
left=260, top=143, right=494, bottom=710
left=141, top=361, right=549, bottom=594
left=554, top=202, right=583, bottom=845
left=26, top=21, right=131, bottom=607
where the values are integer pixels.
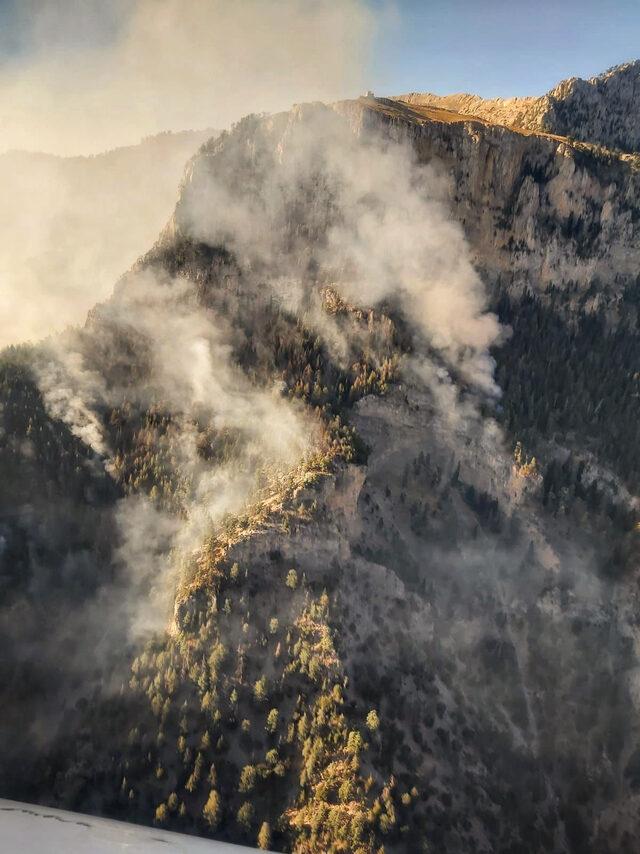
left=359, top=95, right=640, bottom=315
left=397, top=60, right=640, bottom=154
left=544, top=61, right=640, bottom=153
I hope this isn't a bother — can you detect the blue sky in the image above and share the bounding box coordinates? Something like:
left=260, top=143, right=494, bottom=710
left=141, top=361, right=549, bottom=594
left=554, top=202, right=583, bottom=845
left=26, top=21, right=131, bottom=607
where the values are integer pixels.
left=2, top=0, right=639, bottom=98
left=369, top=0, right=640, bottom=97
left=0, top=0, right=638, bottom=154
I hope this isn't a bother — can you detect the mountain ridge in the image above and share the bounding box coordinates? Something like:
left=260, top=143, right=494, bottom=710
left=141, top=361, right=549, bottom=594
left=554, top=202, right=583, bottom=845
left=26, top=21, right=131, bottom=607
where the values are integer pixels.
left=394, top=60, right=640, bottom=153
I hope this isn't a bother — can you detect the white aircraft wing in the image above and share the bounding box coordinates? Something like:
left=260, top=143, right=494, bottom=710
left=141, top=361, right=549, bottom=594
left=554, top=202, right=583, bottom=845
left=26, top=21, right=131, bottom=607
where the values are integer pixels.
left=0, top=799, right=260, bottom=853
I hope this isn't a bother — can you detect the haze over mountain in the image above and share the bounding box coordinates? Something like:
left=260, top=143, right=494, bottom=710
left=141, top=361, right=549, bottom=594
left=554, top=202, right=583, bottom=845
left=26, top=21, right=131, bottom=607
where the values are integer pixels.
left=0, top=129, right=216, bottom=347
left=2, top=59, right=640, bottom=854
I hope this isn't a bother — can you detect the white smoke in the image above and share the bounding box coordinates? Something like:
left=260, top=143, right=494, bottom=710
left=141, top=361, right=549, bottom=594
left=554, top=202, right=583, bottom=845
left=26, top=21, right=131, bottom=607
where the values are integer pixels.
left=178, top=104, right=503, bottom=396
left=34, top=270, right=315, bottom=634
left=0, top=132, right=215, bottom=348
left=0, top=0, right=376, bottom=156
left=30, top=103, right=505, bottom=642
left=0, top=0, right=380, bottom=347
left=34, top=339, right=111, bottom=457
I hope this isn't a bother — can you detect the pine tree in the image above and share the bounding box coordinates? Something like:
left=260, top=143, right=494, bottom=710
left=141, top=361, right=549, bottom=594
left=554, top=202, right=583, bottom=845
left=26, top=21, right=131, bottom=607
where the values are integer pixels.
left=257, top=821, right=272, bottom=850
left=202, top=789, right=221, bottom=829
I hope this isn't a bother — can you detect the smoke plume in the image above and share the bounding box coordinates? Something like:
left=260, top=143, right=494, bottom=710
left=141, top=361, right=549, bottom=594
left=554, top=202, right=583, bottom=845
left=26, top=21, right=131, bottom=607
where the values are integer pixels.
left=0, top=0, right=376, bottom=156
left=0, top=0, right=378, bottom=347
left=178, top=104, right=503, bottom=395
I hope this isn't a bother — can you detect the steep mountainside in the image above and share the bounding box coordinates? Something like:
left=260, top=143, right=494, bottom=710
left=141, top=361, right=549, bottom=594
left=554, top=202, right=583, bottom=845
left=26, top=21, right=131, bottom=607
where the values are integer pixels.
left=365, top=94, right=640, bottom=316
left=1, top=68, right=640, bottom=854
left=397, top=60, right=640, bottom=153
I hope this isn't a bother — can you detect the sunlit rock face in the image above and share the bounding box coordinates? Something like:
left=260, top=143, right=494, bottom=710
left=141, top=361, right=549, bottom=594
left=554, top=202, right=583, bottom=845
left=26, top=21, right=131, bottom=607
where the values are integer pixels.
left=338, top=94, right=640, bottom=317
left=397, top=60, right=640, bottom=153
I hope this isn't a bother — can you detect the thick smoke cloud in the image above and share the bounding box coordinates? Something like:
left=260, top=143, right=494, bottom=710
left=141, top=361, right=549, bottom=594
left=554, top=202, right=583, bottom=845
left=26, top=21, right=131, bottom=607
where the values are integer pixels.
left=24, top=101, right=507, bottom=659
left=34, top=270, right=314, bottom=635
left=0, top=0, right=379, bottom=348
left=0, top=132, right=214, bottom=348
left=0, top=0, right=376, bottom=156
left=9, top=71, right=512, bottom=766
left=178, top=104, right=503, bottom=395
left=42, top=271, right=312, bottom=471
